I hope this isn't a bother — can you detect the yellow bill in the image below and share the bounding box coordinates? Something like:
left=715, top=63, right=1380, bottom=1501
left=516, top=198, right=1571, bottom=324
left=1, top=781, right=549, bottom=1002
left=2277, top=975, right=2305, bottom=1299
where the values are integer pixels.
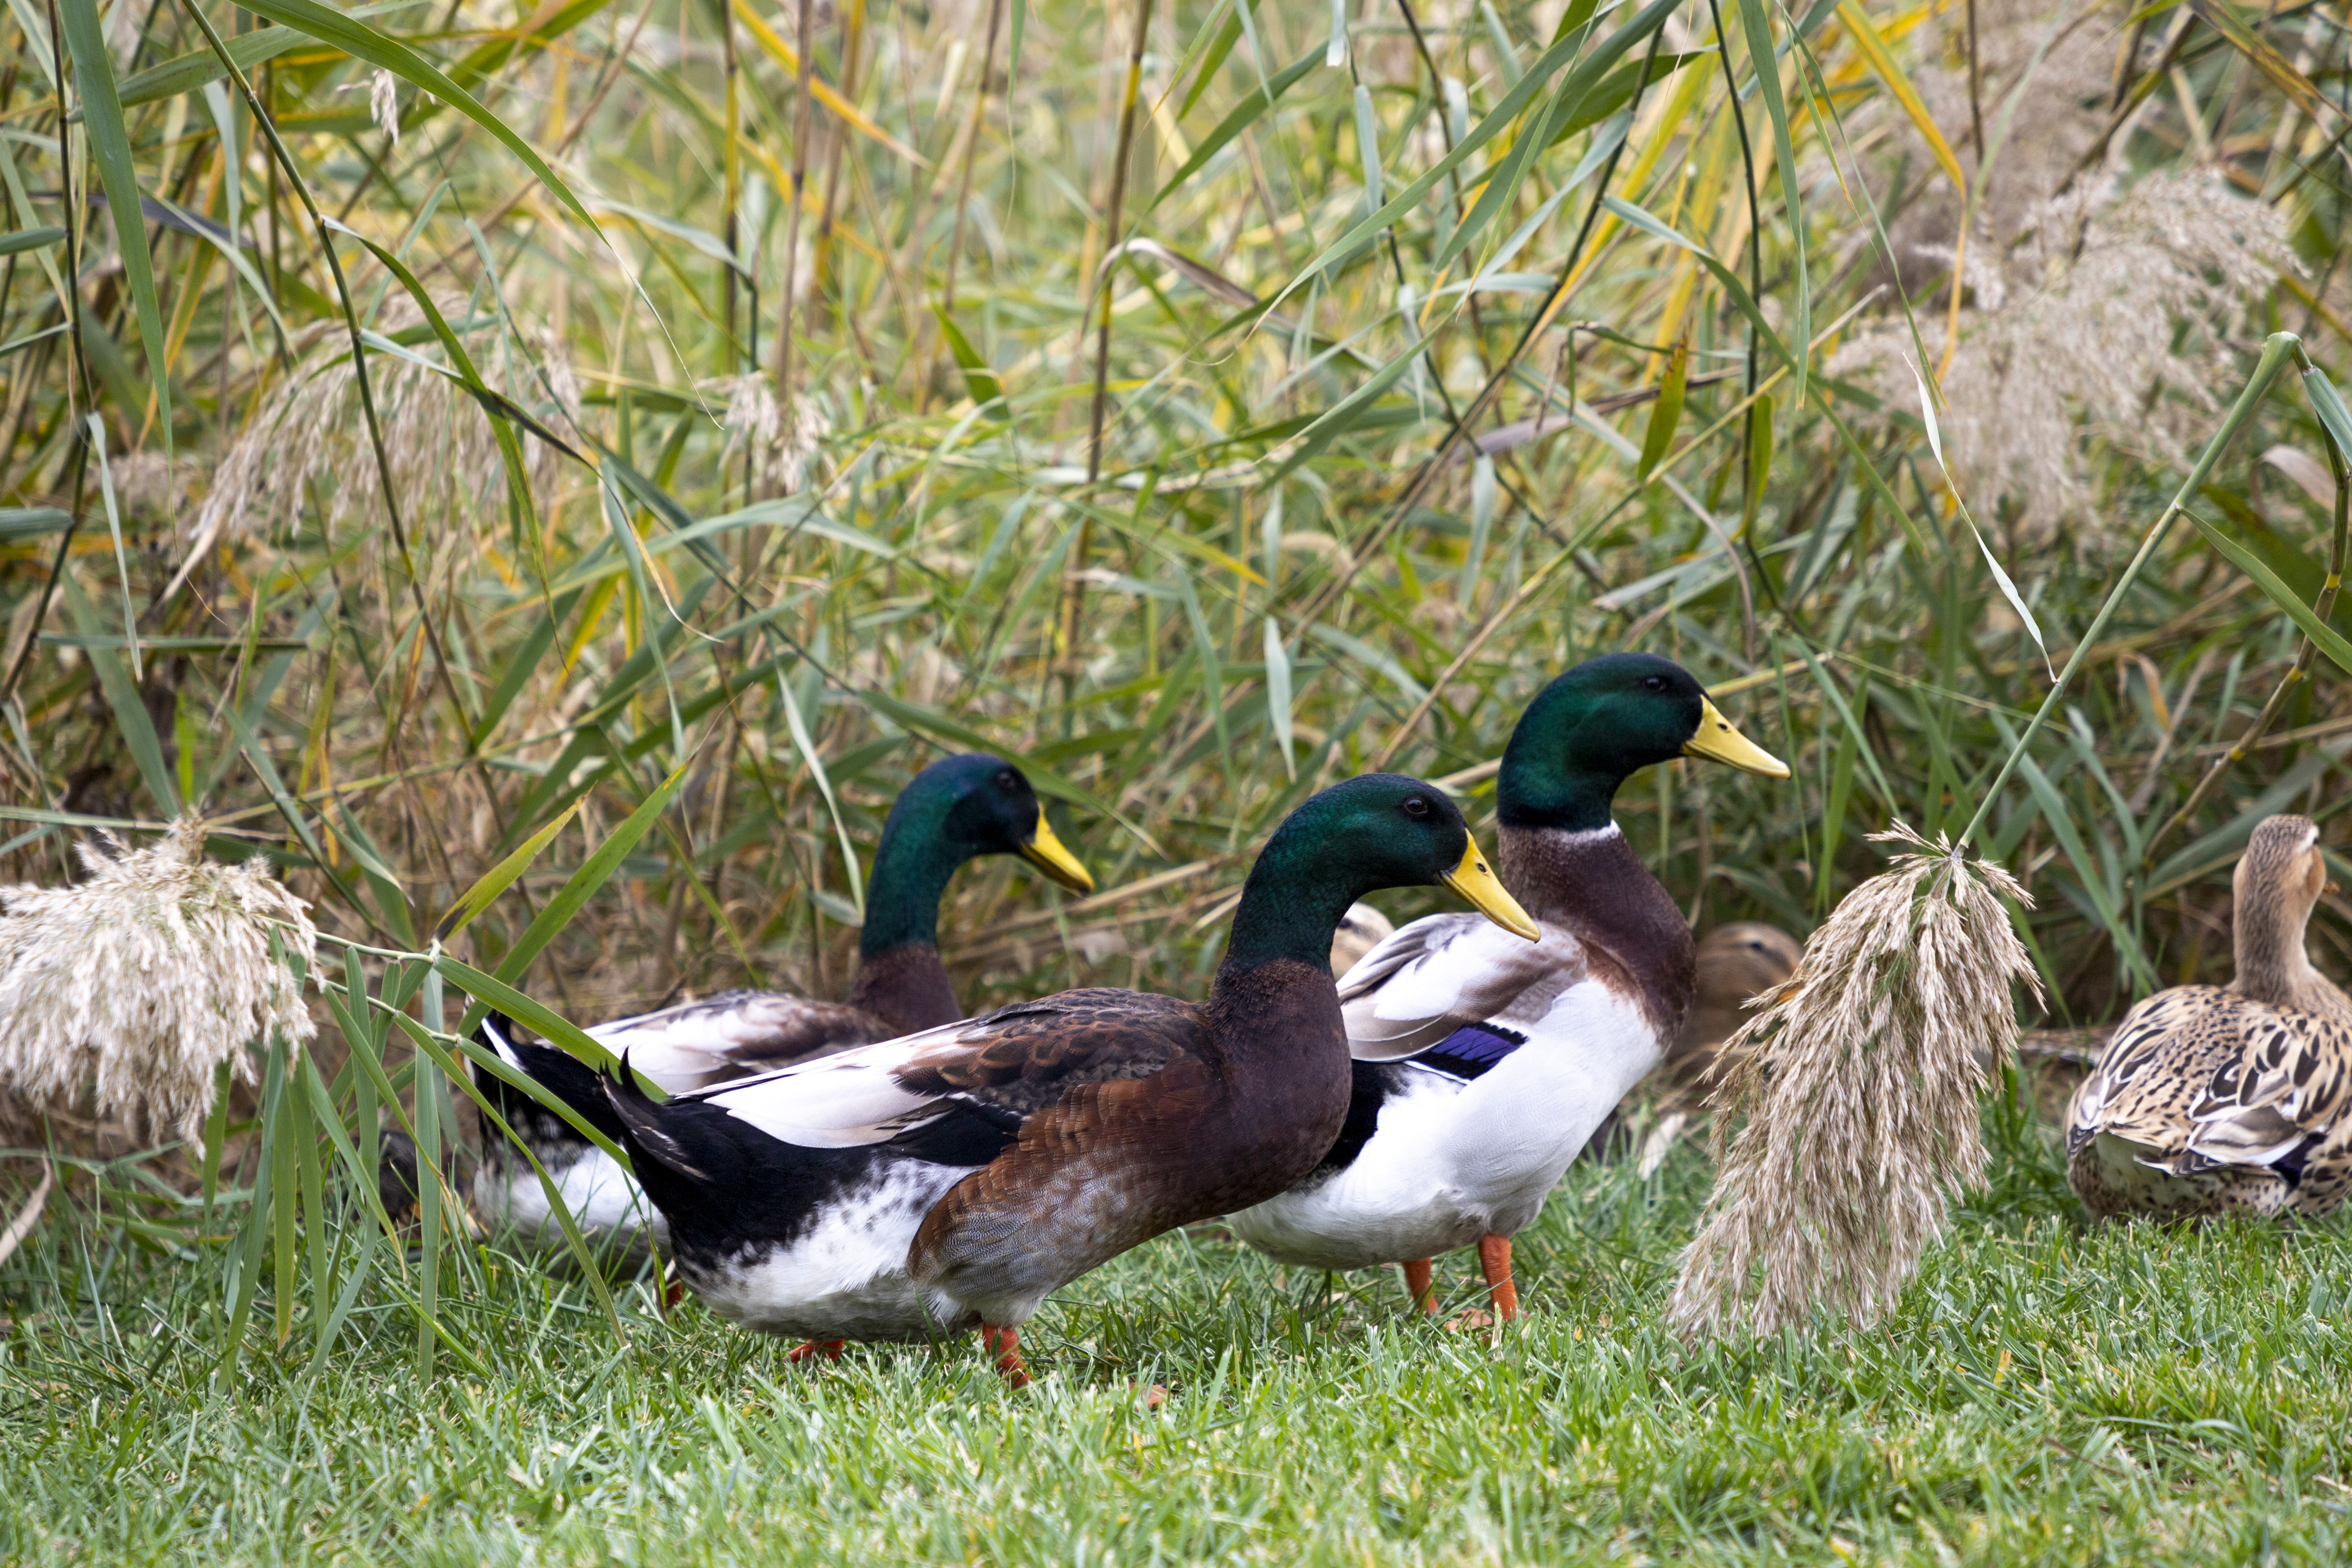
left=1684, top=697, right=1791, bottom=778
left=1439, top=839, right=1541, bottom=943
left=1017, top=814, right=1095, bottom=894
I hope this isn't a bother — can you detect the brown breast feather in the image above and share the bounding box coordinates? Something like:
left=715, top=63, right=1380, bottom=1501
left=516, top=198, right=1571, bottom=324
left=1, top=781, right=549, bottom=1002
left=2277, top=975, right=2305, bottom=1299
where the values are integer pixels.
left=907, top=1050, right=1223, bottom=1306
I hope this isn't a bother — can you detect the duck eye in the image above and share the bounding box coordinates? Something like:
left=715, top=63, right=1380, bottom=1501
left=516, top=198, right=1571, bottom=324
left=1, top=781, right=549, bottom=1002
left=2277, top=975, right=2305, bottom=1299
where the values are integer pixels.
left=996, top=771, right=1017, bottom=790
left=1401, top=797, right=1432, bottom=820
left=1643, top=676, right=1667, bottom=692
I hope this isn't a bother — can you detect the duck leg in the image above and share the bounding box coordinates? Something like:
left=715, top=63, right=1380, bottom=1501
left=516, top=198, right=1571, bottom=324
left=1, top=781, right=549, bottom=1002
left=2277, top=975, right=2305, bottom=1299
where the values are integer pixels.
left=1477, top=1234, right=1518, bottom=1320
left=785, top=1338, right=844, bottom=1364
left=979, top=1324, right=1032, bottom=1389
left=1401, top=1258, right=1438, bottom=1316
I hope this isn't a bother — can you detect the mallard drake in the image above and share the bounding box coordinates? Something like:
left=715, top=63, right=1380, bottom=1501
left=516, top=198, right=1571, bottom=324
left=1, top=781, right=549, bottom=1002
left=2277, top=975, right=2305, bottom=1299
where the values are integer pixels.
left=2067, top=814, right=2352, bottom=1220
left=1225, top=654, right=1789, bottom=1320
left=473, top=753, right=1094, bottom=1257
left=592, top=773, right=1538, bottom=1384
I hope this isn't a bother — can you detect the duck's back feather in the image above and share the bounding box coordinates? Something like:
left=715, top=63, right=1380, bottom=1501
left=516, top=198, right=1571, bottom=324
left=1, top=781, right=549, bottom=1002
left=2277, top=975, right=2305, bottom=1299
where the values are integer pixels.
left=666, top=988, right=1205, bottom=1152
left=587, top=989, right=894, bottom=1088
left=2067, top=985, right=2352, bottom=1216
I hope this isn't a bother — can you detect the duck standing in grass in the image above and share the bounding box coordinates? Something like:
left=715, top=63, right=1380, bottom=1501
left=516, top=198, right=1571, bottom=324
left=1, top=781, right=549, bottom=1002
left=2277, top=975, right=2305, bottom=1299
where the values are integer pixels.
left=1226, top=654, right=1789, bottom=1320
left=2068, top=814, right=2352, bottom=1220
left=593, top=774, right=1539, bottom=1384
left=473, top=753, right=1094, bottom=1257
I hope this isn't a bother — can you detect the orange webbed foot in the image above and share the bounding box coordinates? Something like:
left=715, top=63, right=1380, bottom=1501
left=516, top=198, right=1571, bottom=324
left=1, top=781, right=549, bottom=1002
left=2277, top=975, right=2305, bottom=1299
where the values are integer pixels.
left=980, top=1324, right=1031, bottom=1389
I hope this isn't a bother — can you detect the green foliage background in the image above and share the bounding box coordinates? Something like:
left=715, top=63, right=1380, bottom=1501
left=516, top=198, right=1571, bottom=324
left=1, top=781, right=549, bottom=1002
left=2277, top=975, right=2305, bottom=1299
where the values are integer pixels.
left=5, top=0, right=2352, bottom=1553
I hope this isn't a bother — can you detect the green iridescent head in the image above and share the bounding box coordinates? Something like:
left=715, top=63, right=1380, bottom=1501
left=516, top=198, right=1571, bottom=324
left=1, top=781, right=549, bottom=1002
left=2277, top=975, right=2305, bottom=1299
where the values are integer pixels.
left=859, top=754, right=1092, bottom=955
left=1496, top=654, right=1788, bottom=834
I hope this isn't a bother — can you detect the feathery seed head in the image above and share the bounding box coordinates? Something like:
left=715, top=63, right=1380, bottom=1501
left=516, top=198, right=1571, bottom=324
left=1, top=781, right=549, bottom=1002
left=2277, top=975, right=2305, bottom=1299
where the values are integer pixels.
left=1666, top=823, right=2041, bottom=1342
left=182, top=301, right=570, bottom=593
left=0, top=817, right=317, bottom=1143
left=368, top=69, right=400, bottom=143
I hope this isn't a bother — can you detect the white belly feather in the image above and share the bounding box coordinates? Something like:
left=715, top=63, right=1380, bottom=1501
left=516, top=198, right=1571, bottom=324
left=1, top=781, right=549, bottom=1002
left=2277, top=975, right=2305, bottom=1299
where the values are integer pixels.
left=1229, top=976, right=1659, bottom=1270
left=473, top=1146, right=670, bottom=1266
left=684, top=1160, right=976, bottom=1342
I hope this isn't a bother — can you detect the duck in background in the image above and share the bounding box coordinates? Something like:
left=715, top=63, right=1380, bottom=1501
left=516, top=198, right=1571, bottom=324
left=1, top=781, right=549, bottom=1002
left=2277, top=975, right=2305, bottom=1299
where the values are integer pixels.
left=2068, top=814, right=2352, bottom=1220
left=1226, top=654, right=1789, bottom=1321
left=1331, top=903, right=1396, bottom=977
left=592, top=774, right=1539, bottom=1384
left=1660, top=922, right=1806, bottom=1098
left=472, top=753, right=1094, bottom=1260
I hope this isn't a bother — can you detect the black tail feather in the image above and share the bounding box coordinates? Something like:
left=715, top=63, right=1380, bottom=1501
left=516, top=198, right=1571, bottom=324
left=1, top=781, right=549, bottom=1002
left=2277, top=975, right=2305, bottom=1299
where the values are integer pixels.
left=603, top=1049, right=713, bottom=1182
left=475, top=1010, right=629, bottom=1148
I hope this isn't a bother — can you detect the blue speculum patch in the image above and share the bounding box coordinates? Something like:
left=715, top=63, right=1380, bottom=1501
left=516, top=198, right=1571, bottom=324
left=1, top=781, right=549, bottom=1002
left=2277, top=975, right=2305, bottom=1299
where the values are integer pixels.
left=1412, top=1021, right=1528, bottom=1082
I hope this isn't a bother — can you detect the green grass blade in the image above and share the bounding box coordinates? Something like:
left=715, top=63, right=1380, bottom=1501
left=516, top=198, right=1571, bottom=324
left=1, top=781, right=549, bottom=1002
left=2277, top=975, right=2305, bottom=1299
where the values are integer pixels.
left=2186, top=508, right=2352, bottom=676
left=235, top=0, right=607, bottom=239
left=62, top=573, right=178, bottom=815
left=436, top=800, right=584, bottom=942
left=1263, top=616, right=1294, bottom=782
left=1735, top=0, right=1806, bottom=402
left=1270, top=0, right=1679, bottom=309
left=456, top=758, right=695, bottom=1033
left=1148, top=45, right=1319, bottom=214
left=58, top=0, right=170, bottom=446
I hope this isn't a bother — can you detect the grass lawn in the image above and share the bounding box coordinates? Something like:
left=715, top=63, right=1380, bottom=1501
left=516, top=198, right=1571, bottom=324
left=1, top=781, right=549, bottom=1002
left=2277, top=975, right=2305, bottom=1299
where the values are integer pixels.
left=6, top=1102, right=2351, bottom=1566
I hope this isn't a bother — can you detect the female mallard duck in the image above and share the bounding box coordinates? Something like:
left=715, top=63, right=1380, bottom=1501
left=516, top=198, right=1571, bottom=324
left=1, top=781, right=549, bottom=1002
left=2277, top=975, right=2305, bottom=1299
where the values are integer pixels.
left=473, top=753, right=1093, bottom=1256
left=593, top=773, right=1538, bottom=1384
left=1225, top=654, right=1788, bottom=1319
left=2067, top=814, right=2352, bottom=1220
left=1662, top=921, right=1804, bottom=1097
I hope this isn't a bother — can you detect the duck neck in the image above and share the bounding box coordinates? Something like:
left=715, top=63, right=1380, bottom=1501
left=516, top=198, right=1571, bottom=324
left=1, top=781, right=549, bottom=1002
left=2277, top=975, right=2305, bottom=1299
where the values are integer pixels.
left=1498, top=821, right=1696, bottom=1037
left=848, top=814, right=971, bottom=1032
left=2234, top=898, right=2352, bottom=1017
left=845, top=941, right=963, bottom=1034
left=1206, top=840, right=1361, bottom=1061
left=858, top=817, right=964, bottom=959
left=1496, top=763, right=1623, bottom=835
left=1220, top=855, right=1360, bottom=977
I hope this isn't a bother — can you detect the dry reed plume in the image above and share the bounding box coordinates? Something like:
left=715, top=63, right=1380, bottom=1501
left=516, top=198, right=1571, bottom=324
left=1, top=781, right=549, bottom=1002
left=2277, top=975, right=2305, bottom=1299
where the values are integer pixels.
left=179, top=306, right=580, bottom=592
left=1826, top=0, right=2293, bottom=540
left=1666, top=823, right=2041, bottom=1341
left=0, top=818, right=318, bottom=1143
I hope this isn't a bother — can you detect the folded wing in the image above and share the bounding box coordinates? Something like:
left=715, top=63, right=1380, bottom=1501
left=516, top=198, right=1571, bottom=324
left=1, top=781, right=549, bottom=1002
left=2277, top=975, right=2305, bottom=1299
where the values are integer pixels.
left=2070, top=986, right=2352, bottom=1176
left=1338, top=913, right=1588, bottom=1060
left=589, top=989, right=892, bottom=1091
left=674, top=987, right=1209, bottom=1152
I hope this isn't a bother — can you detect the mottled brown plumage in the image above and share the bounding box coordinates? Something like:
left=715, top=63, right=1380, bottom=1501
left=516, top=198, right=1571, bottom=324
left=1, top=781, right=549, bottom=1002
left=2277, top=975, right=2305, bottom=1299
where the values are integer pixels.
left=1661, top=922, right=1804, bottom=1097
left=2067, top=815, right=2352, bottom=1220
